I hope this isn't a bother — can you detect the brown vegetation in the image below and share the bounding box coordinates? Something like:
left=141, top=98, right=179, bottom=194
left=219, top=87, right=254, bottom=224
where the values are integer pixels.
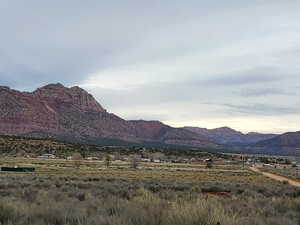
left=0, top=159, right=299, bottom=225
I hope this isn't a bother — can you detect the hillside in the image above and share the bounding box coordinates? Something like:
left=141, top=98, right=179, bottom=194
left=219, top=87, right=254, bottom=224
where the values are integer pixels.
left=0, top=135, right=222, bottom=159
left=254, top=131, right=300, bottom=155
left=256, top=131, right=300, bottom=148
left=0, top=135, right=81, bottom=157
left=184, top=126, right=277, bottom=145
left=0, top=84, right=216, bottom=148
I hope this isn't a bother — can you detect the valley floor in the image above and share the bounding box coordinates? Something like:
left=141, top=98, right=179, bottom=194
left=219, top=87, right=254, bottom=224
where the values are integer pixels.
left=0, top=158, right=299, bottom=225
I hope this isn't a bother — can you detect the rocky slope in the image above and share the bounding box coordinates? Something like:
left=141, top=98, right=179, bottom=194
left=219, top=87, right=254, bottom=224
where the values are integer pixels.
left=183, top=126, right=277, bottom=145
left=254, top=131, right=300, bottom=155
left=0, top=84, right=216, bottom=148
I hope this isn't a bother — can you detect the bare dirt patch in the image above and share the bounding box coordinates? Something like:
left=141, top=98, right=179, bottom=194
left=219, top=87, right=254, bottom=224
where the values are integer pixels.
left=249, top=167, right=300, bottom=188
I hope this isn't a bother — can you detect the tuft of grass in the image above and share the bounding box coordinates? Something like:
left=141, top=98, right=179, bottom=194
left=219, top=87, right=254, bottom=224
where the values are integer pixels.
left=166, top=199, right=239, bottom=225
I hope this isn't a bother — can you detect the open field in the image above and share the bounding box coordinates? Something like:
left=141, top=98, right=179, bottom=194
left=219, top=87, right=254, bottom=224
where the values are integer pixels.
left=0, top=157, right=252, bottom=181
left=0, top=157, right=299, bottom=225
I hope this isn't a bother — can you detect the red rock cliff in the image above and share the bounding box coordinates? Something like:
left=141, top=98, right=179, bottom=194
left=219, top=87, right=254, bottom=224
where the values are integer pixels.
left=0, top=83, right=216, bottom=148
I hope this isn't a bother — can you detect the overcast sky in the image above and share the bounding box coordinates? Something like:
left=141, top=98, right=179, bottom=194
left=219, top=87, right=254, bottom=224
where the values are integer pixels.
left=1, top=0, right=300, bottom=134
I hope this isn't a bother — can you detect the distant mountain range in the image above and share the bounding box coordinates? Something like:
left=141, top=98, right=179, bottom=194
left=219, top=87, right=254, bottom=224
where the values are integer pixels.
left=254, top=131, right=300, bottom=155
left=256, top=131, right=300, bottom=148
left=183, top=126, right=277, bottom=145
left=1, top=83, right=300, bottom=156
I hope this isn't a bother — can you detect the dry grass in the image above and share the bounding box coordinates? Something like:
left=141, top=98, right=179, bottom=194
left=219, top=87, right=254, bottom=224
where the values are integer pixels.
left=0, top=157, right=299, bottom=225
left=0, top=157, right=262, bottom=183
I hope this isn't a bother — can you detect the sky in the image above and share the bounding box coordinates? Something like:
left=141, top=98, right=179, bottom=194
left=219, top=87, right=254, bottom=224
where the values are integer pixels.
left=1, top=0, right=300, bottom=134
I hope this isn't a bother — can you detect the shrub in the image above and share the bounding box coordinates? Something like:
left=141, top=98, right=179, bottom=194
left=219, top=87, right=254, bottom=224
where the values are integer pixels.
left=165, top=199, right=239, bottom=225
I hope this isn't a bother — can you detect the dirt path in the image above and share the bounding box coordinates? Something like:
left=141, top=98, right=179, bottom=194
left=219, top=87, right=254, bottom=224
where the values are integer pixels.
left=249, top=167, right=300, bottom=188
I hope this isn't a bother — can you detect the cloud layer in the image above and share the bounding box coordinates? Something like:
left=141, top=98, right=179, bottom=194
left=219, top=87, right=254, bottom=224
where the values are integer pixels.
left=1, top=0, right=300, bottom=133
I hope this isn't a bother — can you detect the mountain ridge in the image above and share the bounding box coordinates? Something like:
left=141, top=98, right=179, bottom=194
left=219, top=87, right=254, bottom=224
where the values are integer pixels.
left=183, top=126, right=277, bottom=145
left=0, top=83, right=217, bottom=149
left=253, top=131, right=300, bottom=155
left=256, top=131, right=300, bottom=148
left=3, top=83, right=300, bottom=155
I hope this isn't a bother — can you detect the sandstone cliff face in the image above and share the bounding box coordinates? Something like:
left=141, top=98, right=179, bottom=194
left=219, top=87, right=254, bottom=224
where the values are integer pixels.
left=33, top=84, right=106, bottom=113
left=0, top=83, right=216, bottom=148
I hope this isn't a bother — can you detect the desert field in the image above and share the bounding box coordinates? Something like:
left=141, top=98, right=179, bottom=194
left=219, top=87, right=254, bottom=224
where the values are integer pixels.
left=0, top=157, right=299, bottom=225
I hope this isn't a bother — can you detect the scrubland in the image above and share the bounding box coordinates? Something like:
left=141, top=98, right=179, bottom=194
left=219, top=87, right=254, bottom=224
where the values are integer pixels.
left=0, top=158, right=299, bottom=225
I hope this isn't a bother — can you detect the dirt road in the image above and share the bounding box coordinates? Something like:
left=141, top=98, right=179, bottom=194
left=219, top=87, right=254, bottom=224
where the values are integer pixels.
left=249, top=167, right=300, bottom=188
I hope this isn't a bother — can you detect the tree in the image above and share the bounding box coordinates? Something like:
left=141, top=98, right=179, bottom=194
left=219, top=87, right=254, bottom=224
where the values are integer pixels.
left=150, top=152, right=165, bottom=162
left=130, top=154, right=140, bottom=169
left=205, top=159, right=213, bottom=169
left=72, top=153, right=83, bottom=169
left=80, top=150, right=87, bottom=159
left=105, top=154, right=111, bottom=168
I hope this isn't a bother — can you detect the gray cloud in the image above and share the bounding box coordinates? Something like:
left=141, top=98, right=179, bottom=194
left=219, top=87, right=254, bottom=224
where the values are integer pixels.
left=222, top=103, right=300, bottom=116
left=203, top=70, right=284, bottom=87
left=1, top=0, right=300, bottom=132
left=239, top=88, right=293, bottom=97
